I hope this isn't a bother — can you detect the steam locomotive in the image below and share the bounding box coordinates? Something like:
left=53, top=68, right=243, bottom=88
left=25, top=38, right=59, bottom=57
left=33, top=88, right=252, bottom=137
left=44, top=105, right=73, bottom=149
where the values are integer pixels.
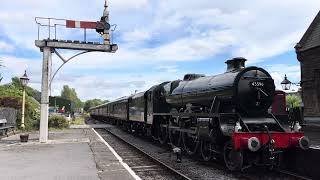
left=89, top=57, right=309, bottom=171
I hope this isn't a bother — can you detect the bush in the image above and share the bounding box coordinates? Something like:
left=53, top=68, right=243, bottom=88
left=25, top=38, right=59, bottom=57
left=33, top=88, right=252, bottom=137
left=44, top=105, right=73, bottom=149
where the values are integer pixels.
left=0, top=85, right=40, bottom=130
left=286, top=94, right=302, bottom=108
left=49, top=115, right=69, bottom=129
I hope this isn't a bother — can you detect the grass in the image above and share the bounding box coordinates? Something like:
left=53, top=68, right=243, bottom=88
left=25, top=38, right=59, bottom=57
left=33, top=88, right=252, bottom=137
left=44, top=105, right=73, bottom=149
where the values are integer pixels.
left=70, top=115, right=86, bottom=125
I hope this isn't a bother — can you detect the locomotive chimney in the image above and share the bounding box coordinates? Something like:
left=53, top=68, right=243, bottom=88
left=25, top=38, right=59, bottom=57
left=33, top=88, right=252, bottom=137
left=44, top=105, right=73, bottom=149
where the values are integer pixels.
left=225, top=57, right=247, bottom=72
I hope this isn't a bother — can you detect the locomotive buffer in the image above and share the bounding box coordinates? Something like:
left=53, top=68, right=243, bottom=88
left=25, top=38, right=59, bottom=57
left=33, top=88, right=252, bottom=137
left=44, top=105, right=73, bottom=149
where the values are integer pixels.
left=35, top=0, right=117, bottom=143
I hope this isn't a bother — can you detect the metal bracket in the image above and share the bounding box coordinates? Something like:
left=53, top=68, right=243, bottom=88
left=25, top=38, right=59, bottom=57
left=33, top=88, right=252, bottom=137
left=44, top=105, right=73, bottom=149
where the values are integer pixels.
left=49, top=49, right=91, bottom=94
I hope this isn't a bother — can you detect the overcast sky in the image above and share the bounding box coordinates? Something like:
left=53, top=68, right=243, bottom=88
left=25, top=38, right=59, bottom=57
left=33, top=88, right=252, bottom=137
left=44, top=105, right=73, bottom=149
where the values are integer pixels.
left=0, top=0, right=319, bottom=101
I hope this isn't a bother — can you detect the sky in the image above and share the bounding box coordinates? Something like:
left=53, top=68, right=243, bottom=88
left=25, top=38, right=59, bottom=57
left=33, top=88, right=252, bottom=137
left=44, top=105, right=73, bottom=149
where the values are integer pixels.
left=0, top=0, right=319, bottom=101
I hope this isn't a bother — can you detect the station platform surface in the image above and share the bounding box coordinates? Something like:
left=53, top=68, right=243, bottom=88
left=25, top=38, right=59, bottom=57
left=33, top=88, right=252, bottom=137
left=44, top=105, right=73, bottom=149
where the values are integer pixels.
left=0, top=129, right=137, bottom=180
left=304, top=124, right=320, bottom=149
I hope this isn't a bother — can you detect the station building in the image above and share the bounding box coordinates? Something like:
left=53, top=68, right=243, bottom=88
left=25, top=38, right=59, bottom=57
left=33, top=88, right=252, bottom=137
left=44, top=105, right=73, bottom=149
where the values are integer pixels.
left=295, top=11, right=320, bottom=122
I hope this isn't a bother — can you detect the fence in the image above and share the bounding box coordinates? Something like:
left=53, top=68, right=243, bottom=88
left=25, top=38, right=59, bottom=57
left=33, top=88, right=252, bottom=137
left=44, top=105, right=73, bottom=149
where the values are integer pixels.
left=0, top=107, right=17, bottom=126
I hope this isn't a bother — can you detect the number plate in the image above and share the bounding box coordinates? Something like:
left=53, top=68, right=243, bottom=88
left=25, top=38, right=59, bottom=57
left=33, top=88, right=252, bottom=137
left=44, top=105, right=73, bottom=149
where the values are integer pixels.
left=251, top=81, right=264, bottom=87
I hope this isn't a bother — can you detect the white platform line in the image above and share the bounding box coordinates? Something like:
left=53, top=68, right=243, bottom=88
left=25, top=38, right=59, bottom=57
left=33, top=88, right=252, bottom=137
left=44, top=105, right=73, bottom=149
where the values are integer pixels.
left=91, top=128, right=142, bottom=180
left=310, top=146, right=320, bottom=150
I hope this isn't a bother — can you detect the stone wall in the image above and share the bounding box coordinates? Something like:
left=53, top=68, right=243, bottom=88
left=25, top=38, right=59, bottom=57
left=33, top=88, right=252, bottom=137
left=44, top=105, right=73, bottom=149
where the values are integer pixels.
left=297, top=48, right=320, bottom=117
left=0, top=107, right=18, bottom=126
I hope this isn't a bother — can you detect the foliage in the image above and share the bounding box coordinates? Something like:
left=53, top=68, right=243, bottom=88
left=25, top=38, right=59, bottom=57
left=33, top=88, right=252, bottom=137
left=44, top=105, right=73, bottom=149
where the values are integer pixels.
left=286, top=94, right=302, bottom=108
left=70, top=115, right=88, bottom=125
left=83, top=99, right=109, bottom=112
left=49, top=96, right=72, bottom=113
left=11, top=77, right=41, bottom=102
left=48, top=115, right=69, bottom=129
left=0, top=85, right=40, bottom=130
left=60, top=85, right=83, bottom=109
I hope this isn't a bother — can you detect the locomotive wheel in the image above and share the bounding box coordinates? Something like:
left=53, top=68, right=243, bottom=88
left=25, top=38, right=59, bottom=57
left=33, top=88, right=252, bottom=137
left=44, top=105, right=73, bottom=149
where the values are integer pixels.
left=223, top=141, right=243, bottom=171
left=169, top=128, right=181, bottom=147
left=130, top=123, right=136, bottom=133
left=141, top=125, right=148, bottom=136
left=201, top=140, right=212, bottom=161
left=127, top=122, right=132, bottom=133
left=158, top=123, right=168, bottom=145
left=182, top=132, right=200, bottom=156
left=152, top=125, right=158, bottom=141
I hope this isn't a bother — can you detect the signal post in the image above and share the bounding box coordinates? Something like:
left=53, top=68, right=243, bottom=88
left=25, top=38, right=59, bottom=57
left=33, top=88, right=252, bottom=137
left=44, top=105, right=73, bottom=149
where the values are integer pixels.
left=35, top=1, right=117, bottom=143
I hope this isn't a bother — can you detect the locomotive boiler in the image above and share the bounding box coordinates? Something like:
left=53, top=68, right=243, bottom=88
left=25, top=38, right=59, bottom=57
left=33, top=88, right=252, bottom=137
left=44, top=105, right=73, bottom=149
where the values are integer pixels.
left=89, top=57, right=310, bottom=171
left=164, top=57, right=275, bottom=116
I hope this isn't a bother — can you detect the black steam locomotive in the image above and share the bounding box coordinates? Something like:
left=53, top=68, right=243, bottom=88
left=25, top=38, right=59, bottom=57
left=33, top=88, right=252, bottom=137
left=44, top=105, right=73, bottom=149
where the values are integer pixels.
left=89, top=57, right=309, bottom=171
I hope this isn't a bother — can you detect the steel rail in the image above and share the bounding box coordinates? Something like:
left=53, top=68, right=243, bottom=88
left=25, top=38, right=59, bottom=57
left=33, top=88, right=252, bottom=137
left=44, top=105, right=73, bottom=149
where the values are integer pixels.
left=275, top=169, right=312, bottom=180
left=101, top=128, right=192, bottom=180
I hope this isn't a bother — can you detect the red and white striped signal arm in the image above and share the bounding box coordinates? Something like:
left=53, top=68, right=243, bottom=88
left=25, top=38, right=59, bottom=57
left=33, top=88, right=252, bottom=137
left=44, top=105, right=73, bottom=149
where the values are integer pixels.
left=66, top=20, right=97, bottom=29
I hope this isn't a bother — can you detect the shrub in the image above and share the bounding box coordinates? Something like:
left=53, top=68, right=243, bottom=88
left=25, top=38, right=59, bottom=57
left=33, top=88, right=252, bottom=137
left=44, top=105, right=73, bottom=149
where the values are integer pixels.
left=286, top=94, right=302, bottom=108
left=0, top=85, right=40, bottom=130
left=49, top=115, right=69, bottom=129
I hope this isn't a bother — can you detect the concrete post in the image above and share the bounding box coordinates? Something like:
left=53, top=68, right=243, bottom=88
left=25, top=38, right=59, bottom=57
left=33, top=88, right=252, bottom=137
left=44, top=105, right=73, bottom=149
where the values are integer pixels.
left=39, top=47, right=52, bottom=143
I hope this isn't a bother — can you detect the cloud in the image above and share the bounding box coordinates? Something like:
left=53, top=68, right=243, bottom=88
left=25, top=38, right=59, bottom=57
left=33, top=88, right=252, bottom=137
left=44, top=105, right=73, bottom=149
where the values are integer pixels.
left=0, top=41, right=14, bottom=52
left=143, top=0, right=319, bottom=62
left=121, top=28, right=151, bottom=42
left=267, top=64, right=301, bottom=92
left=1, top=0, right=318, bottom=63
left=110, top=0, right=149, bottom=11
left=49, top=70, right=185, bottom=101
left=0, top=0, right=317, bottom=101
left=0, top=56, right=41, bottom=84
left=155, top=65, right=179, bottom=73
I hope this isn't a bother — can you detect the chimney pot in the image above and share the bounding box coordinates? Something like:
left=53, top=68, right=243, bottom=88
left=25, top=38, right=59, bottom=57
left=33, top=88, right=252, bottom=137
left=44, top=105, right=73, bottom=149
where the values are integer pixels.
left=225, top=57, right=247, bottom=72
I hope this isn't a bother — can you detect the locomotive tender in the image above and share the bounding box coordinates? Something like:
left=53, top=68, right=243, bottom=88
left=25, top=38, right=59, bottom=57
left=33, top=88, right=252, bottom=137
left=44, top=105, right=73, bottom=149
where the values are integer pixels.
left=90, top=57, right=309, bottom=171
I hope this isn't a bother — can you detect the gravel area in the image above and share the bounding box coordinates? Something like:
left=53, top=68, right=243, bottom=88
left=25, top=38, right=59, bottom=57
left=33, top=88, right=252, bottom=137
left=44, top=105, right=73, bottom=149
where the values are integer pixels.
left=96, top=126, right=303, bottom=180
left=95, top=128, right=187, bottom=180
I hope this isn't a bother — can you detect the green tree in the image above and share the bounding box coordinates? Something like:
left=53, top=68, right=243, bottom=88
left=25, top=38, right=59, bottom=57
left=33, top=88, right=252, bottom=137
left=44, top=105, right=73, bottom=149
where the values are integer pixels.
left=0, top=84, right=40, bottom=130
left=83, top=99, right=109, bottom=112
left=286, top=94, right=302, bottom=108
left=10, top=77, right=41, bottom=102
left=60, top=85, right=83, bottom=108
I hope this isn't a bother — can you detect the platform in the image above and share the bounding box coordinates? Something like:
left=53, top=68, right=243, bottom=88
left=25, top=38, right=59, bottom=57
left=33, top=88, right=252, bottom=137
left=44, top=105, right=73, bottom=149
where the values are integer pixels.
left=0, top=129, right=137, bottom=180
left=304, top=125, right=320, bottom=148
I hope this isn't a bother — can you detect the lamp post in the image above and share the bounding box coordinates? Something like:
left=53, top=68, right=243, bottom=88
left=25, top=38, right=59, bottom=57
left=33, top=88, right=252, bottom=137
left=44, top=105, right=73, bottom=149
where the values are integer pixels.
left=281, top=74, right=292, bottom=90
left=20, top=70, right=29, bottom=129
left=281, top=74, right=300, bottom=91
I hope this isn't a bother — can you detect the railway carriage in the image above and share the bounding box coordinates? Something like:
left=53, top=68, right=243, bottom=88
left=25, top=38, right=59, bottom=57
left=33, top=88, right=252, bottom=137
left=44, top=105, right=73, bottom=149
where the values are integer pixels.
left=89, top=57, right=309, bottom=171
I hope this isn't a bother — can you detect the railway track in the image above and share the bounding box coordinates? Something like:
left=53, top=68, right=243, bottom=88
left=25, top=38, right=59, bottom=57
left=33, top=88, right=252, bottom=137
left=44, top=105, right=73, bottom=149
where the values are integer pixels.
left=275, top=169, right=312, bottom=180
left=94, top=125, right=311, bottom=180
left=95, top=128, right=191, bottom=180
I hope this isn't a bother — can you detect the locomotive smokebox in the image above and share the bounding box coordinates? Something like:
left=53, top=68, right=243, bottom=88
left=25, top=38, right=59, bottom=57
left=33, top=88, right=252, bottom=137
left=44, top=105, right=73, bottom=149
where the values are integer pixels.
left=225, top=57, right=247, bottom=72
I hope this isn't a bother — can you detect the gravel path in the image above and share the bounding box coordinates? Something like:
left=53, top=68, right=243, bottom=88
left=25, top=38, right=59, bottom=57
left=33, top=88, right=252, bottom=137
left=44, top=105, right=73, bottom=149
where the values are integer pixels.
left=95, top=128, right=189, bottom=180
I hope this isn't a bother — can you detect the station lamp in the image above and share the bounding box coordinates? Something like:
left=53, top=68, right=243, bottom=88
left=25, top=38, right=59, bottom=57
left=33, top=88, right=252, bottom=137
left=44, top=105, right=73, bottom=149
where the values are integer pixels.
left=281, top=74, right=292, bottom=90
left=20, top=70, right=29, bottom=129
left=20, top=70, right=30, bottom=87
left=281, top=74, right=301, bottom=91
